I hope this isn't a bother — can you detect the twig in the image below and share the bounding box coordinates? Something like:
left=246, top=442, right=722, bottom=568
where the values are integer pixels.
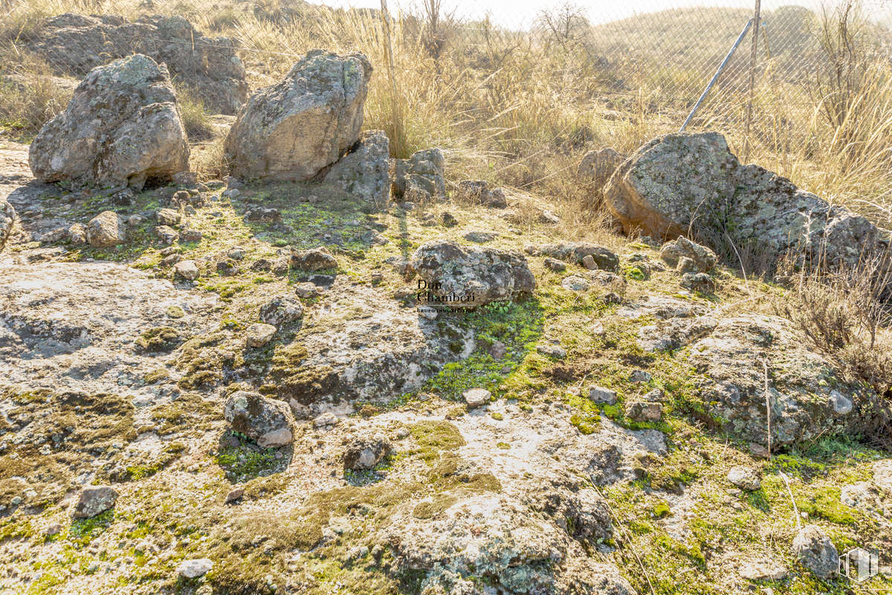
left=763, top=358, right=802, bottom=530
left=591, top=482, right=656, bottom=595
left=762, top=358, right=771, bottom=458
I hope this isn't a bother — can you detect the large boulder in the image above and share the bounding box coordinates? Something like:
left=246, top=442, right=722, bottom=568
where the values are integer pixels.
left=27, top=13, right=247, bottom=114
left=223, top=391, right=294, bottom=448
left=411, top=240, right=536, bottom=307
left=224, top=50, right=372, bottom=182
left=0, top=198, right=14, bottom=252
left=29, top=54, right=189, bottom=189
left=323, top=130, right=390, bottom=206
left=392, top=148, right=446, bottom=201
left=604, top=132, right=889, bottom=270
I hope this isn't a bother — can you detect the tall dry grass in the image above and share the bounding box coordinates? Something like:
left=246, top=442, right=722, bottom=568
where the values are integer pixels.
left=0, top=0, right=890, bottom=238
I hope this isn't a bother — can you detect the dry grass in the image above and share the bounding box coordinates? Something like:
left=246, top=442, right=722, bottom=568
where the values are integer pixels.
left=0, top=0, right=890, bottom=241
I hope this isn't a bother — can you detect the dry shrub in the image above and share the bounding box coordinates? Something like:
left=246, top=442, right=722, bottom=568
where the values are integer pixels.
left=173, top=83, right=215, bottom=141
left=775, top=252, right=892, bottom=448
left=0, top=49, right=72, bottom=138
left=775, top=251, right=892, bottom=397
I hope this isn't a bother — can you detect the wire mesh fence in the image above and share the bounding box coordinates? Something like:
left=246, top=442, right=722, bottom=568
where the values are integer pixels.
left=449, top=0, right=892, bottom=161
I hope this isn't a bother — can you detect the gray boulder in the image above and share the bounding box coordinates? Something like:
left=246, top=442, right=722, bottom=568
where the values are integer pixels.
left=392, top=148, right=446, bottom=201
left=224, top=50, right=372, bottom=182
left=324, top=130, right=390, bottom=206
left=0, top=198, right=15, bottom=252
left=223, top=391, right=294, bottom=448
left=604, top=132, right=888, bottom=270
left=71, top=485, right=118, bottom=519
left=792, top=525, right=838, bottom=578
left=411, top=240, right=535, bottom=307
left=29, top=54, right=189, bottom=189
left=86, top=211, right=126, bottom=247
left=26, top=13, right=247, bottom=114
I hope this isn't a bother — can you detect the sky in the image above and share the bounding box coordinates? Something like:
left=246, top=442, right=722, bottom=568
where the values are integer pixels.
left=303, top=0, right=870, bottom=28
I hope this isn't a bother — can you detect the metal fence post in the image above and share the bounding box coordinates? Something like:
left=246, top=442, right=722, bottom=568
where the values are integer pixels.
left=680, top=18, right=754, bottom=133
left=743, top=0, right=763, bottom=162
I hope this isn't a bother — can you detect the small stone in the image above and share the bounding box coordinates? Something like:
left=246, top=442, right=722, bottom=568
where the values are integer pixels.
left=86, top=211, right=126, bottom=247
left=155, top=225, right=179, bottom=244
left=161, top=253, right=181, bottom=267
left=225, top=488, right=244, bottom=504
left=829, top=390, right=853, bottom=415
left=630, top=370, right=652, bottom=383
left=180, top=228, right=202, bottom=242
left=589, top=386, right=617, bottom=405
left=680, top=272, right=715, bottom=294
left=626, top=401, right=662, bottom=422
left=727, top=466, right=761, bottom=491
left=536, top=343, right=566, bottom=359
left=178, top=558, right=213, bottom=579
left=313, top=412, right=339, bottom=428
left=343, top=434, right=392, bottom=471
left=792, top=524, right=838, bottom=579
left=71, top=486, right=119, bottom=519
left=291, top=247, right=338, bottom=271
left=544, top=257, right=566, bottom=272
left=643, top=389, right=665, bottom=402
left=174, top=260, right=200, bottom=281
left=44, top=524, right=62, bottom=536
left=539, top=209, right=560, bottom=224
left=294, top=282, right=320, bottom=298
left=227, top=248, right=246, bottom=260
left=739, top=560, right=788, bottom=581
left=156, top=208, right=181, bottom=226
left=561, top=275, right=590, bottom=292
left=417, top=305, right=437, bottom=320
left=463, top=231, right=496, bottom=243
left=246, top=323, right=277, bottom=348
left=67, top=223, right=87, bottom=244
left=259, top=297, right=304, bottom=327
left=581, top=254, right=599, bottom=270
left=441, top=212, right=458, bottom=227
left=395, top=427, right=410, bottom=439
left=463, top=388, right=491, bottom=409
left=217, top=259, right=239, bottom=276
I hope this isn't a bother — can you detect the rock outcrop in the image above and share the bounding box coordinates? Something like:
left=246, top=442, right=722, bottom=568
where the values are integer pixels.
left=27, top=13, right=247, bottom=114
left=224, top=50, right=372, bottom=182
left=29, top=54, right=189, bottom=189
left=604, top=132, right=889, bottom=270
left=0, top=198, right=14, bottom=252
left=323, top=130, right=390, bottom=205
left=411, top=240, right=536, bottom=307
left=792, top=525, right=839, bottom=578
left=688, top=315, right=865, bottom=448
left=392, top=148, right=446, bottom=202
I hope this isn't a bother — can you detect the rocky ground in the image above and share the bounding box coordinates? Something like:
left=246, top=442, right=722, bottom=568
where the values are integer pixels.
left=2, top=134, right=892, bottom=595
left=0, top=25, right=891, bottom=595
